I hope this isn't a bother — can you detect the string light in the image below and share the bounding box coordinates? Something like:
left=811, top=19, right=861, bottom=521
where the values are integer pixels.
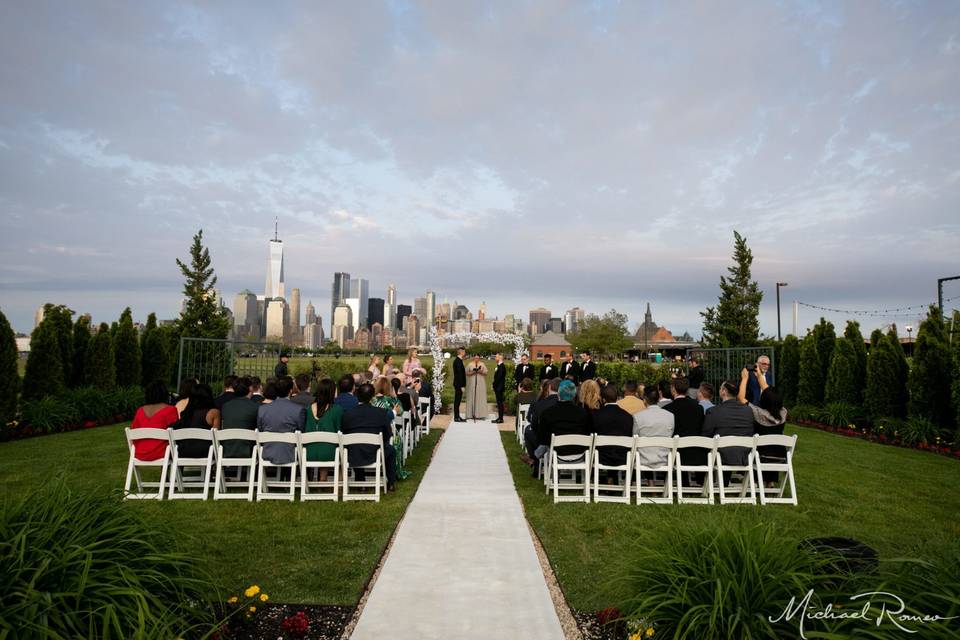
left=428, top=327, right=526, bottom=413
left=795, top=295, right=960, bottom=319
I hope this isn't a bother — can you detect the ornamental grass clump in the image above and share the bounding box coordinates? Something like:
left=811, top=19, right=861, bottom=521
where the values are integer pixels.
left=0, top=479, right=217, bottom=638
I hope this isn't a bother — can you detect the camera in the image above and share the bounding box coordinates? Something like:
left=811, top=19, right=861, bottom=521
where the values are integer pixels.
left=745, top=364, right=757, bottom=372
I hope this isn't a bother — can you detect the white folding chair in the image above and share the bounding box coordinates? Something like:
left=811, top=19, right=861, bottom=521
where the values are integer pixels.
left=549, top=434, right=594, bottom=503
left=256, top=431, right=299, bottom=502
left=123, top=427, right=172, bottom=500
left=755, top=434, right=798, bottom=505
left=592, top=435, right=634, bottom=504
left=635, top=435, right=676, bottom=504
left=674, top=436, right=716, bottom=504
left=715, top=435, right=757, bottom=505
left=341, top=432, right=385, bottom=502
left=212, top=429, right=258, bottom=501
left=299, top=431, right=340, bottom=501
left=401, top=412, right=415, bottom=460
left=517, top=403, right=531, bottom=444
left=167, top=428, right=215, bottom=500
left=418, top=397, right=432, bottom=436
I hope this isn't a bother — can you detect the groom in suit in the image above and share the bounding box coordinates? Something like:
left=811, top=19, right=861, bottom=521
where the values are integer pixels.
left=492, top=352, right=507, bottom=423
left=453, top=348, right=466, bottom=422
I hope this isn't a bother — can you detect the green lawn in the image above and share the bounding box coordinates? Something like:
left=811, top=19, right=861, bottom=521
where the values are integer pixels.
left=0, top=423, right=441, bottom=605
left=502, top=425, right=960, bottom=612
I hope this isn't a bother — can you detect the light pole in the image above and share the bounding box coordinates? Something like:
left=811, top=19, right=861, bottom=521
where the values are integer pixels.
left=776, top=282, right=789, bottom=341
left=906, top=324, right=913, bottom=356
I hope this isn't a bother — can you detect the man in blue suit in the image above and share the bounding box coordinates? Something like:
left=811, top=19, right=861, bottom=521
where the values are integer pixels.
left=256, top=377, right=306, bottom=465
left=341, top=383, right=397, bottom=491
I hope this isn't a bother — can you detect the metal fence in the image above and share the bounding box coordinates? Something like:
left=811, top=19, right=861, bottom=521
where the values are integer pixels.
left=685, top=346, right=776, bottom=389
left=177, top=338, right=282, bottom=392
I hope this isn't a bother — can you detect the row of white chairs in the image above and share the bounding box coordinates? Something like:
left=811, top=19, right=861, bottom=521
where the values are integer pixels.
left=540, top=433, right=798, bottom=506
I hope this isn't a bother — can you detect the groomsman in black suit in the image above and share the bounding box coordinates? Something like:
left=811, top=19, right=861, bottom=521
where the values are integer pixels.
left=560, top=353, right=580, bottom=381
left=492, top=352, right=507, bottom=423
left=453, top=348, right=467, bottom=422
left=514, top=354, right=535, bottom=390
left=580, top=351, right=597, bottom=381
left=539, top=353, right=558, bottom=382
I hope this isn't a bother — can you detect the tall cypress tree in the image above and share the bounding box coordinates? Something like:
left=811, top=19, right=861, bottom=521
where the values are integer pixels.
left=825, top=338, right=859, bottom=405
left=887, top=325, right=909, bottom=418
left=113, top=307, right=141, bottom=388
left=0, top=309, right=19, bottom=423
left=950, top=309, right=960, bottom=430
left=176, top=229, right=230, bottom=340
left=85, top=323, right=116, bottom=391
left=908, top=306, right=953, bottom=426
left=797, top=333, right=823, bottom=406
left=843, top=321, right=867, bottom=402
left=811, top=318, right=835, bottom=397
left=778, top=335, right=800, bottom=406
left=700, top=230, right=763, bottom=347
left=43, top=304, right=74, bottom=388
left=71, top=315, right=91, bottom=387
left=869, top=328, right=883, bottom=349
left=22, top=319, right=65, bottom=401
left=141, top=312, right=170, bottom=387
left=865, top=335, right=897, bottom=420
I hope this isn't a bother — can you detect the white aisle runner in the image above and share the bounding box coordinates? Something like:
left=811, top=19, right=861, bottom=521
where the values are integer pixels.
left=350, top=420, right=565, bottom=640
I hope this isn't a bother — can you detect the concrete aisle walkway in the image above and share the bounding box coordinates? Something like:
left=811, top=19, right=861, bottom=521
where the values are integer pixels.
left=351, top=420, right=565, bottom=640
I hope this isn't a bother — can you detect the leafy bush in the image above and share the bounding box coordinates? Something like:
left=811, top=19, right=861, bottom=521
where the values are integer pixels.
left=65, top=386, right=111, bottom=422
left=789, top=403, right=823, bottom=422
left=821, top=402, right=865, bottom=427
left=621, top=522, right=838, bottom=640
left=109, top=385, right=145, bottom=417
left=0, top=480, right=217, bottom=638
left=19, top=396, right=80, bottom=433
left=898, top=416, right=941, bottom=446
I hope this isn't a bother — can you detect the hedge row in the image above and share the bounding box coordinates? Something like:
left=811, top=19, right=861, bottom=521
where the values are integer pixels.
left=3, top=386, right=144, bottom=441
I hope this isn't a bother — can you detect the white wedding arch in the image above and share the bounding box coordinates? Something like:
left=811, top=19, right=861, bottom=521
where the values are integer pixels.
left=427, top=327, right=527, bottom=413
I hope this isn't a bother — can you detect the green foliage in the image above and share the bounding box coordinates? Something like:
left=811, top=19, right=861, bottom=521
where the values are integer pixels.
left=70, top=315, right=91, bottom=388
left=825, top=338, right=860, bottom=405
left=175, top=229, right=230, bottom=340
left=953, top=310, right=960, bottom=432
left=42, top=304, right=75, bottom=388
left=908, top=305, right=954, bottom=427
left=141, top=312, right=170, bottom=387
left=19, top=396, right=81, bottom=434
left=567, top=309, right=632, bottom=359
left=898, top=416, right=942, bottom=446
left=870, top=327, right=883, bottom=348
left=887, top=324, right=910, bottom=415
left=788, top=403, right=821, bottom=422
left=621, top=522, right=836, bottom=640
left=84, top=323, right=116, bottom=391
left=21, top=319, right=64, bottom=401
left=0, top=310, right=19, bottom=424
left=700, top=230, right=763, bottom=347
left=595, top=361, right=668, bottom=387
left=811, top=317, right=836, bottom=392
left=865, top=333, right=903, bottom=421
left=777, top=335, right=800, bottom=406
left=797, top=333, right=823, bottom=406
left=112, top=307, right=141, bottom=387
left=820, top=401, right=864, bottom=427
left=0, top=480, right=216, bottom=638
left=843, top=320, right=867, bottom=402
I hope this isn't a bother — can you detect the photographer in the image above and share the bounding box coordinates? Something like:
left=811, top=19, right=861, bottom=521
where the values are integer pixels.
left=745, top=355, right=772, bottom=404
left=738, top=365, right=788, bottom=487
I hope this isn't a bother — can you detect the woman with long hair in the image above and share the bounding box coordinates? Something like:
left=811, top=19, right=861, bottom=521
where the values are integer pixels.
left=305, top=378, right=342, bottom=481
left=368, top=355, right=382, bottom=380
left=175, top=377, right=198, bottom=416
left=382, top=354, right=397, bottom=380
left=174, top=383, right=220, bottom=457
left=402, top=348, right=422, bottom=384
left=578, top=379, right=602, bottom=411
left=131, top=380, right=178, bottom=461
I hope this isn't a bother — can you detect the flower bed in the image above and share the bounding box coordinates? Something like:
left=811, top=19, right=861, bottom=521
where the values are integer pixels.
left=2, top=386, right=144, bottom=442
left=792, top=418, right=960, bottom=459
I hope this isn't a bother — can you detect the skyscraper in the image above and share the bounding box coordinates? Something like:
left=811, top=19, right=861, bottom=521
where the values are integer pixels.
left=528, top=307, right=551, bottom=336
left=396, top=304, right=412, bottom=330
left=367, top=297, right=384, bottom=327
left=406, top=314, right=420, bottom=347
left=564, top=307, right=585, bottom=334
left=414, top=296, right=427, bottom=321
left=346, top=297, right=362, bottom=332
left=33, top=306, right=45, bottom=329
left=426, top=290, right=436, bottom=327
left=289, top=287, right=301, bottom=337
left=330, top=272, right=350, bottom=336
left=350, top=278, right=369, bottom=330
left=478, top=301, right=487, bottom=320
left=305, top=301, right=316, bottom=325
left=385, top=283, right=396, bottom=330
left=266, top=298, right=288, bottom=341
left=264, top=221, right=285, bottom=299
left=332, top=304, right=353, bottom=348
left=233, top=290, right=259, bottom=338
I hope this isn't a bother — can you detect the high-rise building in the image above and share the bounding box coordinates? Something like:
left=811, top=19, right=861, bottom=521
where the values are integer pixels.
left=453, top=303, right=469, bottom=320
left=370, top=322, right=383, bottom=350
left=414, top=296, right=427, bottom=321
left=265, top=298, right=288, bottom=341
left=367, top=297, right=384, bottom=327
left=233, top=290, right=259, bottom=338
left=396, top=304, right=412, bottom=330
left=426, top=290, right=436, bottom=327
left=548, top=317, right=564, bottom=333
left=385, top=283, right=396, bottom=330
left=303, top=322, right=323, bottom=349
left=330, top=272, right=351, bottom=336
left=350, top=278, right=369, bottom=329
left=264, top=222, right=285, bottom=300
left=332, top=304, right=353, bottom=348
left=478, top=301, right=487, bottom=320
left=564, top=307, right=585, bottom=334
left=346, top=297, right=362, bottom=332
left=528, top=307, right=551, bottom=336
left=34, top=306, right=45, bottom=329
left=436, top=301, right=451, bottom=322
left=305, top=301, right=316, bottom=325
left=289, top=287, right=301, bottom=337
left=406, top=314, right=420, bottom=348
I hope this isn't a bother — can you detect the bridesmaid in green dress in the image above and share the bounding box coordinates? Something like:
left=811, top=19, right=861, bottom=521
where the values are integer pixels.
left=306, top=378, right=342, bottom=482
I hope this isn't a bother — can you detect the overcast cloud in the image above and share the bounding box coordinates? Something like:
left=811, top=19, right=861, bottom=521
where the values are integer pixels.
left=1, top=1, right=958, bottom=336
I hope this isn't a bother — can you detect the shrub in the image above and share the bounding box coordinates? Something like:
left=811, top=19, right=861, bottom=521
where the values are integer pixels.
left=797, top=333, right=823, bottom=406
left=65, top=386, right=111, bottom=422
left=0, top=480, right=217, bottom=638
left=865, top=334, right=902, bottom=422
left=898, top=416, right=942, bottom=446
left=141, top=312, right=170, bottom=387
left=85, top=322, right=116, bottom=391
left=789, top=403, right=822, bottom=422
left=908, top=305, right=954, bottom=428
left=21, top=319, right=65, bottom=401
left=19, top=396, right=80, bottom=434
left=825, top=338, right=860, bottom=405
left=0, top=309, right=19, bottom=424
left=844, top=320, right=868, bottom=402
left=778, top=335, right=800, bottom=407
left=113, top=307, right=141, bottom=388
left=821, top=402, right=864, bottom=428
left=71, top=315, right=91, bottom=388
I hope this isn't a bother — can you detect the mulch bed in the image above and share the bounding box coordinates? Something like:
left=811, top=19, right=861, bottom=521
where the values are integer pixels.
left=219, top=604, right=354, bottom=640
left=573, top=609, right=624, bottom=640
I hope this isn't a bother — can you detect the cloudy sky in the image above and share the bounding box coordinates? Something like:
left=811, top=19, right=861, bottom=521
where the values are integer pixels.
left=2, top=1, right=958, bottom=337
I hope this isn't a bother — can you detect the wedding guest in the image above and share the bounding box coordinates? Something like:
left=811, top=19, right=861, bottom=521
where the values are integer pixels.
left=560, top=353, right=580, bottom=381
left=292, top=373, right=314, bottom=408
left=368, top=355, right=382, bottom=380
left=737, top=368, right=788, bottom=485
left=174, top=383, right=220, bottom=458
left=687, top=357, right=705, bottom=398
left=657, top=380, right=673, bottom=407
left=220, top=377, right=259, bottom=459
left=592, top=384, right=634, bottom=468
left=261, top=379, right=278, bottom=404
left=578, top=379, right=602, bottom=411
left=175, top=378, right=197, bottom=416
left=515, top=378, right=538, bottom=408
left=214, top=375, right=237, bottom=410
left=334, top=374, right=358, bottom=411
left=633, top=385, right=675, bottom=468
left=341, top=383, right=397, bottom=491
left=382, top=354, right=397, bottom=380
left=524, top=378, right=561, bottom=475
left=130, top=380, right=178, bottom=461
left=539, top=353, right=558, bottom=382
left=540, top=380, right=592, bottom=460
left=250, top=376, right=264, bottom=403
left=515, top=354, right=534, bottom=389
left=274, top=352, right=290, bottom=378
left=402, top=348, right=422, bottom=384
left=579, top=351, right=597, bottom=381
left=616, top=381, right=646, bottom=415
left=746, top=355, right=773, bottom=404
left=305, top=378, right=342, bottom=481
left=416, top=370, right=435, bottom=417
left=373, top=376, right=402, bottom=415
left=665, top=377, right=706, bottom=481
left=698, top=382, right=715, bottom=413
left=702, top=380, right=754, bottom=468
left=256, top=376, right=305, bottom=465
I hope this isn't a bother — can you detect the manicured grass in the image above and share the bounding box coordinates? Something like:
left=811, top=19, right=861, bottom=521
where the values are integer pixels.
left=0, top=423, right=441, bottom=605
left=501, top=425, right=960, bottom=612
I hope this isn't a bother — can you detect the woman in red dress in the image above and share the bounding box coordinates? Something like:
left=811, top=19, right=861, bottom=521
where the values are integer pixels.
left=130, top=380, right=179, bottom=460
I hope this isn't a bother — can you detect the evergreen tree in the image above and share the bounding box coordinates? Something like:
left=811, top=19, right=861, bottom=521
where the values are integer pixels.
left=797, top=333, right=823, bottom=406
left=113, top=307, right=141, bottom=388
left=71, top=315, right=91, bottom=387
left=141, top=312, right=170, bottom=387
left=870, top=328, right=883, bottom=349
left=0, top=309, right=20, bottom=423
left=865, top=335, right=897, bottom=420
left=843, top=321, right=867, bottom=402
left=886, top=325, right=909, bottom=418
left=22, top=319, right=65, bottom=401
left=175, top=229, right=230, bottom=340
left=85, top=323, right=116, bottom=391
left=43, top=304, right=74, bottom=388
left=778, top=335, right=800, bottom=407
left=825, top=338, right=859, bottom=405
left=700, top=230, right=763, bottom=347
left=811, top=318, right=835, bottom=395
left=908, top=305, right=954, bottom=426
left=950, top=309, right=960, bottom=430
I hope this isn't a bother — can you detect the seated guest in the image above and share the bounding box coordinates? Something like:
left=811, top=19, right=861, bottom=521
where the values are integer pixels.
left=633, top=385, right=675, bottom=468
left=256, top=377, right=306, bottom=465
left=657, top=380, right=673, bottom=407
left=416, top=369, right=435, bottom=416
left=352, top=372, right=363, bottom=388
left=261, top=379, right=278, bottom=404
left=130, top=380, right=178, bottom=461
left=372, top=376, right=402, bottom=415
left=616, top=380, right=646, bottom=415
left=515, top=378, right=538, bottom=408
left=341, top=383, right=397, bottom=491
left=174, top=377, right=197, bottom=416
left=737, top=367, right=788, bottom=485
left=334, top=374, right=358, bottom=411
left=250, top=376, right=264, bottom=403
left=363, top=371, right=374, bottom=382
left=592, top=384, right=634, bottom=468
left=539, top=380, right=592, bottom=461
left=524, top=378, right=561, bottom=475
left=392, top=377, right=419, bottom=424
left=698, top=382, right=715, bottom=413
left=292, top=373, right=315, bottom=408
left=578, top=379, right=602, bottom=412
left=702, top=380, right=754, bottom=468
left=214, top=375, right=237, bottom=410
left=305, top=378, right=342, bottom=481
left=220, top=377, right=259, bottom=459
left=174, top=383, right=220, bottom=458
left=665, top=377, right=706, bottom=478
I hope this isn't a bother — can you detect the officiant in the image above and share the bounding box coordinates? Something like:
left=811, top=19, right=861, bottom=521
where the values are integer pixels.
left=464, top=354, right=489, bottom=421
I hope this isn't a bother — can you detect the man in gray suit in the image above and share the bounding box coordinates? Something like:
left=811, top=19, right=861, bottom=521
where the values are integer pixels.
left=257, top=377, right=306, bottom=464
left=702, top=380, right=754, bottom=469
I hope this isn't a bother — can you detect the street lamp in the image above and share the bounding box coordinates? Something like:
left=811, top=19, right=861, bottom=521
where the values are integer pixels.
left=776, top=282, right=789, bottom=341
left=905, top=324, right=913, bottom=354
